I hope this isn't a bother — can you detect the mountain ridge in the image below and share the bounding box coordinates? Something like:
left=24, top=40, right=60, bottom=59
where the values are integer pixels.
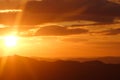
left=0, top=55, right=120, bottom=80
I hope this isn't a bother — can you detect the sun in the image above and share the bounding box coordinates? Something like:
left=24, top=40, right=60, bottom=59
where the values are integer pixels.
left=1, top=35, right=19, bottom=56
left=3, top=35, right=18, bottom=48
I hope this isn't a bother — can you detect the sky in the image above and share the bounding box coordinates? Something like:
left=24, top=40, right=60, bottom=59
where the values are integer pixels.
left=0, top=0, right=120, bottom=58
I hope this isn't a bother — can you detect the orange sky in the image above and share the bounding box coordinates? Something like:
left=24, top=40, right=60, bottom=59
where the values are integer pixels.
left=0, top=0, right=120, bottom=58
left=0, top=23, right=120, bottom=58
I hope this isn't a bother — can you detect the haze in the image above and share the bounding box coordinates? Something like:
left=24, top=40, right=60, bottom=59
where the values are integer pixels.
left=0, top=0, right=120, bottom=58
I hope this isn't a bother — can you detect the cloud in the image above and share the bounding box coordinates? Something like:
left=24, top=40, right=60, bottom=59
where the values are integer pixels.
left=88, top=41, right=120, bottom=50
left=93, top=41, right=120, bottom=45
left=62, top=38, right=88, bottom=43
left=20, top=0, right=120, bottom=25
left=1, top=0, right=120, bottom=25
left=35, top=25, right=89, bottom=36
left=99, top=28, right=120, bottom=35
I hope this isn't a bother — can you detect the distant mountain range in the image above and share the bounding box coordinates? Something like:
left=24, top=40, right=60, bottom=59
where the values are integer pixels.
left=0, top=55, right=120, bottom=80
left=33, top=56, right=120, bottom=64
left=67, top=57, right=120, bottom=64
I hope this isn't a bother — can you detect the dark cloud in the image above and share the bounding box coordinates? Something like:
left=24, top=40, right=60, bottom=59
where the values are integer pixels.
left=21, top=0, right=120, bottom=25
left=99, top=28, right=120, bottom=35
left=0, top=0, right=120, bottom=25
left=35, top=25, right=89, bottom=36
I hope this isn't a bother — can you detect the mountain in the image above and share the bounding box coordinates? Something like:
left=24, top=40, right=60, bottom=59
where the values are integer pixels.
left=67, top=57, right=120, bottom=64
left=33, top=56, right=120, bottom=64
left=0, top=55, right=120, bottom=80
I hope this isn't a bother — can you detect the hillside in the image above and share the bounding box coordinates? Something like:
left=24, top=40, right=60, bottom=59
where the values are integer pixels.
left=0, top=55, right=120, bottom=80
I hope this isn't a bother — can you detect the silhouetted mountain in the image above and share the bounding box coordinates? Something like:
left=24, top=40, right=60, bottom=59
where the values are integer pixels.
left=0, top=55, right=120, bottom=80
left=33, top=56, right=120, bottom=64
left=68, top=57, right=120, bottom=64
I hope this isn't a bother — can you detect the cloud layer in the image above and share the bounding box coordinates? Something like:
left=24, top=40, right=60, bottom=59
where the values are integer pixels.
left=35, top=25, right=89, bottom=36
left=21, top=0, right=120, bottom=25
left=99, top=28, right=120, bottom=35
left=0, top=0, right=120, bottom=25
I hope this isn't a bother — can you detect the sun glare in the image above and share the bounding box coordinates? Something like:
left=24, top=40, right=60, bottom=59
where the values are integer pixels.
left=3, top=35, right=18, bottom=48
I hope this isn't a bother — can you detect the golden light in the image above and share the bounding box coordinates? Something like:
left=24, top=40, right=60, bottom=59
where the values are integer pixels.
left=0, top=9, right=22, bottom=13
left=3, top=35, right=18, bottom=48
